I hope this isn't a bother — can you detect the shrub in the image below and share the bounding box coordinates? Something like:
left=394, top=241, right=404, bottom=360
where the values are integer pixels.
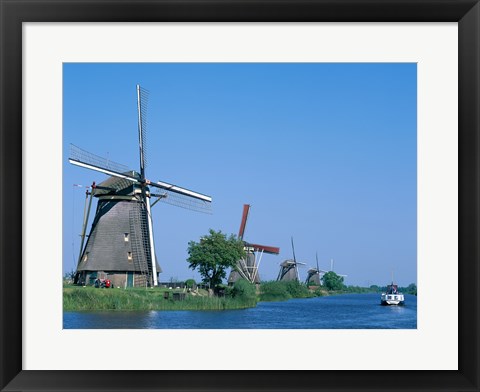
left=259, top=281, right=291, bottom=302
left=313, top=287, right=325, bottom=297
left=284, top=280, right=312, bottom=298
left=231, top=279, right=256, bottom=301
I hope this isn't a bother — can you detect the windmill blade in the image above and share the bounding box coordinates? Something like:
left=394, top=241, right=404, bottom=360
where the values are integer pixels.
left=316, top=252, right=320, bottom=272
left=152, top=190, right=212, bottom=214
left=149, top=180, right=211, bottom=202
left=137, top=85, right=149, bottom=178
left=73, top=182, right=117, bottom=192
left=150, top=183, right=212, bottom=214
left=246, top=242, right=280, bottom=255
left=238, top=204, right=250, bottom=240
left=69, top=144, right=139, bottom=183
left=291, top=237, right=297, bottom=263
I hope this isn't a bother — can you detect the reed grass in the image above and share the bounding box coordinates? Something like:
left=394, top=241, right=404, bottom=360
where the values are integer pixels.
left=64, top=279, right=326, bottom=311
left=63, top=286, right=256, bottom=311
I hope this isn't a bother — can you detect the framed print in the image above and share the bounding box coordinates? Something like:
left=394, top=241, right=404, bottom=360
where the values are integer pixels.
left=1, top=0, right=479, bottom=391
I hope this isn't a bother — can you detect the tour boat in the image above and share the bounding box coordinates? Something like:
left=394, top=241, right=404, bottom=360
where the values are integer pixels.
left=380, top=283, right=405, bottom=306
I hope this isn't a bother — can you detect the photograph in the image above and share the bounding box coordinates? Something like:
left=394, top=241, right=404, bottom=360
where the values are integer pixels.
left=63, top=62, right=417, bottom=329
left=2, top=0, right=479, bottom=390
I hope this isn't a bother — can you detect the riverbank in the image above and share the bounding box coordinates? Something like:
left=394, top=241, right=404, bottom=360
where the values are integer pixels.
left=259, top=280, right=322, bottom=301
left=63, top=280, right=396, bottom=311
left=64, top=280, right=320, bottom=311
left=63, top=286, right=256, bottom=311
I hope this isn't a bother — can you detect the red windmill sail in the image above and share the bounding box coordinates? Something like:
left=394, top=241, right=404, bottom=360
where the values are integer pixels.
left=229, top=204, right=280, bottom=284
left=238, top=204, right=280, bottom=255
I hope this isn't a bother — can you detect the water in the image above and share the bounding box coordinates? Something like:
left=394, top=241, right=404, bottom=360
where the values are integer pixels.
left=63, top=293, right=417, bottom=329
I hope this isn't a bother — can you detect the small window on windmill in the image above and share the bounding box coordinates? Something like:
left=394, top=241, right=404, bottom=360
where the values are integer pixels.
left=124, top=233, right=129, bottom=242
left=82, top=252, right=89, bottom=262
left=127, top=252, right=133, bottom=262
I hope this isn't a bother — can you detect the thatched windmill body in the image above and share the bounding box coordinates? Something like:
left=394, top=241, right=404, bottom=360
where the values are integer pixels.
left=228, top=204, right=280, bottom=284
left=305, top=252, right=328, bottom=286
left=70, top=85, right=212, bottom=288
left=277, top=237, right=306, bottom=282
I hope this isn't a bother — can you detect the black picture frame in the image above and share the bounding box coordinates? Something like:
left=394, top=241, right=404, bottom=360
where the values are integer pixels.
left=1, top=1, right=479, bottom=391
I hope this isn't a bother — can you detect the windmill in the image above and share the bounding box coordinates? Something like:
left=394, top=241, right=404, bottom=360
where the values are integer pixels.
left=305, top=252, right=328, bottom=286
left=228, top=204, right=280, bottom=284
left=277, top=237, right=306, bottom=282
left=70, top=85, right=212, bottom=288
left=328, top=259, right=348, bottom=279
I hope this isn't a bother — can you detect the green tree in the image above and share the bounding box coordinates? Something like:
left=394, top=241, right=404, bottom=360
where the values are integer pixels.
left=185, top=279, right=196, bottom=289
left=187, top=229, right=246, bottom=290
left=322, top=271, right=345, bottom=291
left=405, top=283, right=417, bottom=295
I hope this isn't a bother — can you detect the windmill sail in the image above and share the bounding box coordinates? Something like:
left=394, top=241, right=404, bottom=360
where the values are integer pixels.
left=151, top=187, right=212, bottom=213
left=137, top=85, right=148, bottom=178
left=69, top=144, right=212, bottom=213
left=238, top=204, right=250, bottom=239
left=69, top=144, right=138, bottom=183
left=246, top=243, right=280, bottom=254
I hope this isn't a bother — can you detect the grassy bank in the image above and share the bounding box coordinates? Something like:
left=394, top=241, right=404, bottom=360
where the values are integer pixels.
left=258, top=281, right=387, bottom=301
left=63, top=285, right=256, bottom=311
left=63, top=279, right=313, bottom=311
left=64, top=280, right=397, bottom=312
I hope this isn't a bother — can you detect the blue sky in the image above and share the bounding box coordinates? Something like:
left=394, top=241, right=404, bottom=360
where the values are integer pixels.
left=63, top=63, right=417, bottom=286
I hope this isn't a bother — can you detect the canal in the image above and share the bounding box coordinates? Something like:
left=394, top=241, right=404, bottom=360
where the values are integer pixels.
left=64, top=293, right=417, bottom=329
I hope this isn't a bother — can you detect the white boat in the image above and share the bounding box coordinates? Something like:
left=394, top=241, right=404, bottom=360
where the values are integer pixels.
left=381, top=283, right=405, bottom=306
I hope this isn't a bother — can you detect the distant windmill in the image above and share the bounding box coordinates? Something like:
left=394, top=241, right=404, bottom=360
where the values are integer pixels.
left=228, top=204, right=280, bottom=284
left=277, top=237, right=306, bottom=282
left=70, top=85, right=212, bottom=288
left=305, top=252, right=328, bottom=286
left=328, top=258, right=348, bottom=279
